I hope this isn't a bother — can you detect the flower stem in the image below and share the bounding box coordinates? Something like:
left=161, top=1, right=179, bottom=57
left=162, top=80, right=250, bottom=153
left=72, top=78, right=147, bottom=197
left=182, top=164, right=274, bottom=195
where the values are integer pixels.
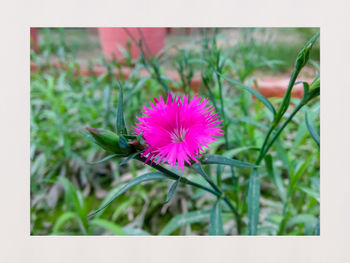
left=135, top=155, right=242, bottom=234
left=135, top=155, right=220, bottom=197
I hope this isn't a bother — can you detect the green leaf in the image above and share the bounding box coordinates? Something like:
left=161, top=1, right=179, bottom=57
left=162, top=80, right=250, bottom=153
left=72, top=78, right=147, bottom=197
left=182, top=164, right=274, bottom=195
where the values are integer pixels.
left=164, top=177, right=180, bottom=204
left=209, top=201, right=224, bottom=235
left=305, top=111, right=320, bottom=148
left=264, top=154, right=286, bottom=201
left=298, top=186, right=320, bottom=202
left=301, top=82, right=310, bottom=102
left=202, top=154, right=259, bottom=168
left=58, top=177, right=88, bottom=234
left=58, top=177, right=85, bottom=216
left=190, top=165, right=239, bottom=224
left=119, top=152, right=141, bottom=166
left=235, top=116, right=269, bottom=130
left=315, top=218, right=320, bottom=235
left=52, top=212, right=80, bottom=233
left=292, top=119, right=308, bottom=150
left=286, top=214, right=317, bottom=229
left=90, top=218, right=126, bottom=235
left=222, top=146, right=260, bottom=158
left=116, top=86, right=127, bottom=134
left=191, top=163, right=221, bottom=194
left=159, top=210, right=211, bottom=235
left=88, top=172, right=169, bottom=218
left=275, top=138, right=291, bottom=171
left=248, top=169, right=260, bottom=235
left=103, top=85, right=111, bottom=114
left=218, top=72, right=276, bottom=116
left=122, top=227, right=150, bottom=236
left=305, top=87, right=320, bottom=103
left=125, top=76, right=150, bottom=101
left=88, top=153, right=123, bottom=165
left=134, top=156, right=220, bottom=197
left=291, top=155, right=312, bottom=188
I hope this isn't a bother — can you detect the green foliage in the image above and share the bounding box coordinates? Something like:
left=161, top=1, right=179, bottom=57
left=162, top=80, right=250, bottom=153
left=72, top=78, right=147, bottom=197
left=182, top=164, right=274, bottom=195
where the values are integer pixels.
left=218, top=72, right=276, bottom=116
left=31, top=28, right=320, bottom=236
left=159, top=210, right=211, bottom=235
left=209, top=201, right=224, bottom=235
left=116, top=86, right=127, bottom=135
left=164, top=177, right=180, bottom=204
left=202, top=154, right=259, bottom=168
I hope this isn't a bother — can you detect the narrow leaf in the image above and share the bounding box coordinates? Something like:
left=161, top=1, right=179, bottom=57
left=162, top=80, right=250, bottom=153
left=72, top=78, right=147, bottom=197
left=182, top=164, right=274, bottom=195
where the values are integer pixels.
left=88, top=172, right=169, bottom=218
left=58, top=177, right=85, bottom=216
left=315, top=217, right=320, bottom=235
left=122, top=227, right=150, bottom=236
left=298, top=186, right=320, bottom=202
left=125, top=76, right=150, bottom=101
left=286, top=214, right=317, bottom=229
left=248, top=169, right=260, bottom=235
left=116, top=86, right=127, bottom=134
left=191, top=163, right=221, bottom=193
left=222, top=146, right=260, bottom=158
left=202, top=154, right=259, bottom=168
left=218, top=72, right=276, bottom=116
left=52, top=212, right=79, bottom=233
left=88, top=154, right=123, bottom=165
left=159, top=210, right=211, bottom=235
left=264, top=154, right=286, bottom=201
left=209, top=201, right=224, bottom=235
left=164, top=177, right=180, bottom=204
left=58, top=177, right=88, bottom=233
left=90, top=218, right=126, bottom=235
left=119, top=152, right=141, bottom=166
left=305, top=111, right=320, bottom=148
left=301, top=82, right=310, bottom=102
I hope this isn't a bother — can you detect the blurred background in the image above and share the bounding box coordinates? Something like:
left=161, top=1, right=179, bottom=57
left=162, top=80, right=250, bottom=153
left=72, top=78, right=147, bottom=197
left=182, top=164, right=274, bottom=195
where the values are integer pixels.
left=30, top=28, right=320, bottom=235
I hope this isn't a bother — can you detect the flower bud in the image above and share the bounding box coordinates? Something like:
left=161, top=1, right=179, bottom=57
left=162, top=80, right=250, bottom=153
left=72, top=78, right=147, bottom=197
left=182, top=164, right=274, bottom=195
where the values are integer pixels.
left=86, top=128, right=131, bottom=154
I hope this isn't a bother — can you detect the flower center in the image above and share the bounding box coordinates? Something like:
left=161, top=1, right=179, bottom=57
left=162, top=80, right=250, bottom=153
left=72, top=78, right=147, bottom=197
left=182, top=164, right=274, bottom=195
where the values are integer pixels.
left=170, top=127, right=188, bottom=143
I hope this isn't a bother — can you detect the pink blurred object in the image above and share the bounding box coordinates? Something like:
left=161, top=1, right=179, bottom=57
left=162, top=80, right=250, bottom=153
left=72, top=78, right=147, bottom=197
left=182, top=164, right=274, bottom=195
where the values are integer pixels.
left=98, top=28, right=166, bottom=60
left=254, top=77, right=311, bottom=99
left=30, top=28, right=39, bottom=52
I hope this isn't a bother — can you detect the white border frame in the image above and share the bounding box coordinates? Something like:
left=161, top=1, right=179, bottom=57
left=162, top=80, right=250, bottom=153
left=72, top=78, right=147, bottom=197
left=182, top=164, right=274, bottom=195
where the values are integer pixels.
left=1, top=0, right=350, bottom=262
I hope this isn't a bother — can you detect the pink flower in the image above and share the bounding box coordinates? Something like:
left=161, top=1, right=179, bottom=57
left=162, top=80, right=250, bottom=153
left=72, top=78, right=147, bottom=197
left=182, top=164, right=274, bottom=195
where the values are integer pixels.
left=133, top=92, right=223, bottom=170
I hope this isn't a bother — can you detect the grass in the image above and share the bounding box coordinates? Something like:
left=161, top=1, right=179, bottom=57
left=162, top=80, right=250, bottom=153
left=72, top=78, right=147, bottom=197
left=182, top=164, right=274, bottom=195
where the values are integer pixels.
left=30, top=28, right=320, bottom=235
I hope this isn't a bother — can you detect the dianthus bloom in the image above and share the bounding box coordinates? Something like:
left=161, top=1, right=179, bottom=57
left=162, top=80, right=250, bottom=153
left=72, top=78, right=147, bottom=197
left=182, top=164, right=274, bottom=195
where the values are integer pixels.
left=133, top=92, right=223, bottom=170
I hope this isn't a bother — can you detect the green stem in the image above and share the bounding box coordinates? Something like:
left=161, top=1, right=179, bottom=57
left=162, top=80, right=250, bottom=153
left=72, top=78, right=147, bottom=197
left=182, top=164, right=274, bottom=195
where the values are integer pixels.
left=135, top=155, right=242, bottom=234
left=223, top=196, right=241, bottom=234
left=255, top=124, right=276, bottom=165
left=216, top=67, right=243, bottom=233
left=275, top=69, right=300, bottom=121
left=135, top=156, right=220, bottom=197
left=203, top=80, right=218, bottom=113
left=262, top=103, right=304, bottom=158
left=278, top=189, right=292, bottom=235
left=256, top=100, right=304, bottom=166
left=216, top=71, right=229, bottom=149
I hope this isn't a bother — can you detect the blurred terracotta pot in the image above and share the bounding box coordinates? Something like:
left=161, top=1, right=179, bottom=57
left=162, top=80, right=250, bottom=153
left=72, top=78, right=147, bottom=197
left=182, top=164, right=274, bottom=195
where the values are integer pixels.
left=98, top=27, right=166, bottom=60
left=254, top=77, right=309, bottom=99
left=30, top=28, right=39, bottom=52
left=30, top=60, right=310, bottom=99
